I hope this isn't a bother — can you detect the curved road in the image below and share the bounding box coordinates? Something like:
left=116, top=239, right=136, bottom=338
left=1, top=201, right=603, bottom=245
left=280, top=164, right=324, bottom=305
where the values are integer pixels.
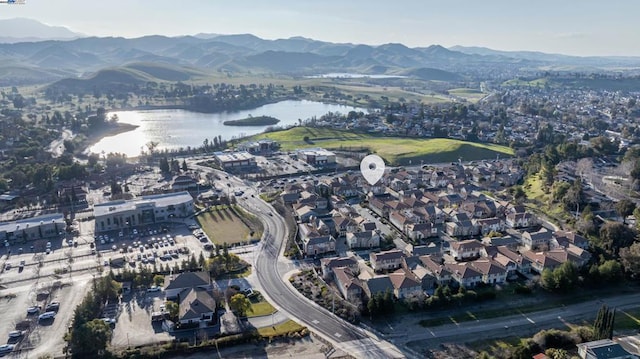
left=190, top=163, right=407, bottom=359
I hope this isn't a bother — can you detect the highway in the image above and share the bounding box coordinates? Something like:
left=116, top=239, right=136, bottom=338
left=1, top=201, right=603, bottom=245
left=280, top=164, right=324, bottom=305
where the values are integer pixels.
left=192, top=163, right=407, bottom=358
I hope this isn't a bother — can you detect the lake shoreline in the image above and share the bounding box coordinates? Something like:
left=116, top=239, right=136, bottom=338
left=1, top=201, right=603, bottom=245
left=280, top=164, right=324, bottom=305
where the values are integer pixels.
left=87, top=100, right=368, bottom=157
left=80, top=122, right=140, bottom=156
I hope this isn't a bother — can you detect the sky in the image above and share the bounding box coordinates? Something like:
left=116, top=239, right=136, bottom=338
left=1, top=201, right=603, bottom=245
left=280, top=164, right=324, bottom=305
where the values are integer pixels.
left=1, top=0, right=638, bottom=56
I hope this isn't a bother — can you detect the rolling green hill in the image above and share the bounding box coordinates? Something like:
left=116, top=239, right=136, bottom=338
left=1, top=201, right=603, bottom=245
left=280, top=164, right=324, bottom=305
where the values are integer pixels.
left=47, top=62, right=210, bottom=93
left=247, top=127, right=514, bottom=165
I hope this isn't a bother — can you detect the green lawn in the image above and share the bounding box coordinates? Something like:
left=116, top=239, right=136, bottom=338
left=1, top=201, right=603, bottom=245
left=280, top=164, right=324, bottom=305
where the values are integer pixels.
left=257, top=320, right=306, bottom=337
left=247, top=301, right=276, bottom=317
left=195, top=206, right=260, bottom=246
left=448, top=88, right=486, bottom=103
left=247, top=127, right=513, bottom=165
left=616, top=307, right=640, bottom=331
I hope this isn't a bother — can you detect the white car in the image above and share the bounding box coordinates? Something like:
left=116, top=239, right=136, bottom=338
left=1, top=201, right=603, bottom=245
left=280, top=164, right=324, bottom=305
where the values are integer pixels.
left=38, top=311, right=56, bottom=320
left=8, top=330, right=24, bottom=338
left=147, top=286, right=161, bottom=292
left=0, top=344, right=14, bottom=354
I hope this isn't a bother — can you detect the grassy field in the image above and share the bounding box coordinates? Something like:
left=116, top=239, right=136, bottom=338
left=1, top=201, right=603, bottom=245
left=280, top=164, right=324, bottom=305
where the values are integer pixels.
left=195, top=206, right=262, bottom=246
left=257, top=320, right=306, bottom=337
left=448, top=88, right=486, bottom=103
left=248, top=127, right=514, bottom=165
left=616, top=307, right=640, bottom=331
left=247, top=301, right=277, bottom=317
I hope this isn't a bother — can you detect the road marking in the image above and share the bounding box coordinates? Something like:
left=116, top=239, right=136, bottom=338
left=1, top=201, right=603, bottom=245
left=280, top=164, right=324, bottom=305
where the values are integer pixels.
left=312, top=319, right=319, bottom=324
left=335, top=333, right=342, bottom=338
left=526, top=317, right=535, bottom=324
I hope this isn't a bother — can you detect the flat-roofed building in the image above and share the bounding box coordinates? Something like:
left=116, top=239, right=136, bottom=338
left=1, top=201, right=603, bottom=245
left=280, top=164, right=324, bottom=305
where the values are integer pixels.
left=0, top=213, right=65, bottom=243
left=213, top=151, right=257, bottom=169
left=297, top=148, right=336, bottom=166
left=94, top=192, right=193, bottom=233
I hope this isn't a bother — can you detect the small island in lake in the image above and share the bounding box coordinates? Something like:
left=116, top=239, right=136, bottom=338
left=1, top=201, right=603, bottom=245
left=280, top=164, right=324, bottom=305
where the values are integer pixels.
left=223, top=115, right=280, bottom=126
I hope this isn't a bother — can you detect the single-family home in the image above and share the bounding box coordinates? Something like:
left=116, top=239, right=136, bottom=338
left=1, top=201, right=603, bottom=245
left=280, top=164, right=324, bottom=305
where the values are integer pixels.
left=370, top=249, right=405, bottom=272
left=333, top=267, right=364, bottom=302
left=389, top=270, right=423, bottom=299
left=364, top=276, right=395, bottom=299
left=163, top=271, right=212, bottom=300
left=521, top=228, right=553, bottom=250
left=346, top=230, right=381, bottom=249
left=470, top=259, right=508, bottom=285
left=320, top=256, right=359, bottom=279
left=178, top=287, right=217, bottom=325
left=450, top=239, right=485, bottom=261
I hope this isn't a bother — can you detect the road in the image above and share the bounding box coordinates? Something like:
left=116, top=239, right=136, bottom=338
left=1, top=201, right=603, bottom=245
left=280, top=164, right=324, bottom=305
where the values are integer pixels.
left=48, top=129, right=74, bottom=158
left=187, top=162, right=408, bottom=359
left=398, top=293, right=640, bottom=350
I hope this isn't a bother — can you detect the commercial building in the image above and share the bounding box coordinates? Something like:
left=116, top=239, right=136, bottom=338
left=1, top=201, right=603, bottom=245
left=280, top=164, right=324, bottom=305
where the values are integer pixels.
left=213, top=151, right=257, bottom=169
left=0, top=213, right=65, bottom=243
left=237, top=139, right=279, bottom=154
left=94, top=192, right=194, bottom=233
left=296, top=148, right=336, bottom=166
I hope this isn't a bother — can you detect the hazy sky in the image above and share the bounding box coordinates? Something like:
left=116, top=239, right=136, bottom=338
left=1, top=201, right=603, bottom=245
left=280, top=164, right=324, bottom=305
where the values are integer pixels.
left=2, top=0, right=638, bottom=56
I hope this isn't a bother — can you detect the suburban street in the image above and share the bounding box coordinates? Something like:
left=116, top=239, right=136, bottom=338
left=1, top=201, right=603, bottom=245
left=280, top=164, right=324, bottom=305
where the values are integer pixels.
left=398, top=293, right=640, bottom=352
left=194, top=165, right=408, bottom=359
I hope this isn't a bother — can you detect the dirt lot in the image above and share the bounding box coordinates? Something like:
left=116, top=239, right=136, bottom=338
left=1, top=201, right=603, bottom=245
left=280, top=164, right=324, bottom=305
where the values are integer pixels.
left=112, top=290, right=173, bottom=348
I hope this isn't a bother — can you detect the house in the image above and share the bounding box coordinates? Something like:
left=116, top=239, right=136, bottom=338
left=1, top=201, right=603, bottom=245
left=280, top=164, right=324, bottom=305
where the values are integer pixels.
left=445, top=221, right=477, bottom=237
left=402, top=256, right=437, bottom=290
left=294, top=204, right=317, bottom=222
left=553, top=230, right=589, bottom=250
left=171, top=175, right=198, bottom=191
left=450, top=239, right=485, bottom=261
left=333, top=216, right=359, bottom=237
left=419, top=255, right=453, bottom=286
left=363, top=276, right=394, bottom=299
left=470, top=259, right=508, bottom=285
left=576, top=339, right=638, bottom=359
left=521, top=228, right=553, bottom=250
left=370, top=249, right=405, bottom=272
left=163, top=271, right=211, bottom=300
left=178, top=287, right=216, bottom=325
left=405, top=222, right=439, bottom=240
left=495, top=246, right=532, bottom=274
left=302, top=235, right=336, bottom=257
left=506, top=212, right=535, bottom=228
left=446, top=262, right=483, bottom=288
left=297, top=191, right=328, bottom=210
left=320, top=256, right=359, bottom=279
left=389, top=270, right=423, bottom=299
left=346, top=230, right=381, bottom=249
left=333, top=267, right=364, bottom=302
left=474, top=217, right=505, bottom=235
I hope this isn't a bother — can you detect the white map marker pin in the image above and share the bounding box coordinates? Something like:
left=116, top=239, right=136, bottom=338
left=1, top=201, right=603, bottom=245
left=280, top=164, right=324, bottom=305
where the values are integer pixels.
left=360, top=154, right=385, bottom=185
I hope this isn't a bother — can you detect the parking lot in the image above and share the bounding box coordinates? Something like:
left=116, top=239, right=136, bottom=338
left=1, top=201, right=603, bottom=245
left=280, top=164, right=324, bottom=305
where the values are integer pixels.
left=0, top=275, right=91, bottom=357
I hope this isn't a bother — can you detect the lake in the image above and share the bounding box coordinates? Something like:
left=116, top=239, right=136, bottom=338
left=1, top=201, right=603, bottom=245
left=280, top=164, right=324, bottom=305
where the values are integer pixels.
left=89, top=100, right=366, bottom=157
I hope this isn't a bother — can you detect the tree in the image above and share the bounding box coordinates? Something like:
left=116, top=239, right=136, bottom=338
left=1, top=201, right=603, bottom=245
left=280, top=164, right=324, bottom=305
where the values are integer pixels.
left=165, top=301, right=179, bottom=322
left=229, top=293, right=252, bottom=317
left=153, top=275, right=165, bottom=287
left=620, top=242, right=640, bottom=278
left=70, top=319, right=112, bottom=357
left=597, top=260, right=623, bottom=283
left=615, top=199, right=636, bottom=224
left=541, top=262, right=579, bottom=292
left=593, top=304, right=615, bottom=340
left=181, top=159, right=188, bottom=172
left=599, top=222, right=636, bottom=255
left=159, top=157, right=170, bottom=174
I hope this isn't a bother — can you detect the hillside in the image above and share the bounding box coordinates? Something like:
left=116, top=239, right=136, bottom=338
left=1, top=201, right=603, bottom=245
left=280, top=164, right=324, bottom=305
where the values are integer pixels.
left=47, top=62, right=209, bottom=92
left=247, top=127, right=513, bottom=165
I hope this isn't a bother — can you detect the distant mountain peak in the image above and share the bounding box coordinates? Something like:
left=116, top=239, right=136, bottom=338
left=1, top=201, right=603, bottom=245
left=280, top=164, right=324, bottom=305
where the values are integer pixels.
left=0, top=18, right=83, bottom=43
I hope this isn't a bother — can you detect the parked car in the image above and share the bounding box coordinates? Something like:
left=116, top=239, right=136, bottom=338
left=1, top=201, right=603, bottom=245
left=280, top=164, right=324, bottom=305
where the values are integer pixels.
left=0, top=344, right=15, bottom=355
left=27, top=306, right=41, bottom=315
left=38, top=311, right=56, bottom=320
left=7, top=330, right=24, bottom=339
left=147, top=286, right=161, bottom=293
left=45, top=301, right=60, bottom=311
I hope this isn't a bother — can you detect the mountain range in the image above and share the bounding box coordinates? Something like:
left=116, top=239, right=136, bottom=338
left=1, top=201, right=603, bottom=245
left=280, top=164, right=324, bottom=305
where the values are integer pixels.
left=1, top=18, right=639, bottom=87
